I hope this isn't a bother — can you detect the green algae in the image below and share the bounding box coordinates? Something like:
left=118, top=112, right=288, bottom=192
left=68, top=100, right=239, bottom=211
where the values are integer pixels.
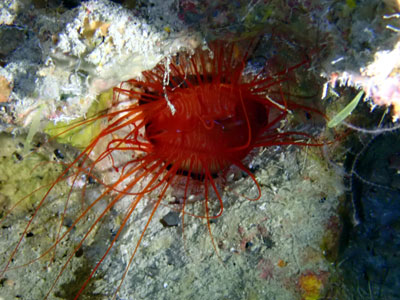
left=327, top=90, right=364, bottom=128
left=44, top=89, right=113, bottom=149
left=0, top=132, right=107, bottom=299
left=0, top=133, right=64, bottom=211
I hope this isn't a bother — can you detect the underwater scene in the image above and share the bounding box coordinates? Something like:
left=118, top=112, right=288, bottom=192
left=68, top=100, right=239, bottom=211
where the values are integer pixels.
left=0, top=0, right=399, bottom=299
